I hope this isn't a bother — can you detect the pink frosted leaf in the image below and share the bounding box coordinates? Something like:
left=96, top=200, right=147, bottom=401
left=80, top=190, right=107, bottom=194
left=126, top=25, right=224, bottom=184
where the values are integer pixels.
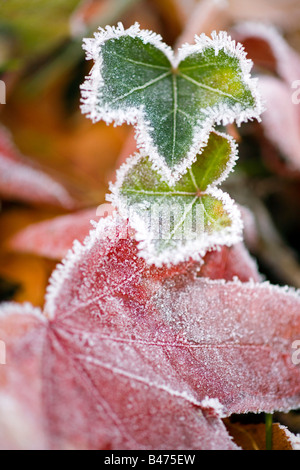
left=8, top=206, right=113, bottom=260
left=258, top=76, right=300, bottom=172
left=0, top=319, right=235, bottom=450
left=234, top=23, right=300, bottom=171
left=0, top=219, right=236, bottom=450
left=0, top=217, right=299, bottom=449
left=155, top=275, right=300, bottom=415
left=234, top=22, right=300, bottom=85
left=0, top=126, right=75, bottom=208
left=199, top=242, right=261, bottom=282
left=43, top=217, right=300, bottom=416
left=0, top=303, right=48, bottom=450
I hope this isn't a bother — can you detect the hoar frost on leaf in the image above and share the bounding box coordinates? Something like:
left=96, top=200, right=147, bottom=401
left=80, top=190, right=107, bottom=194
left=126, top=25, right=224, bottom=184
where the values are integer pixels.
left=108, top=131, right=243, bottom=266
left=80, top=22, right=263, bottom=182
left=8, top=204, right=261, bottom=282
left=0, top=216, right=299, bottom=450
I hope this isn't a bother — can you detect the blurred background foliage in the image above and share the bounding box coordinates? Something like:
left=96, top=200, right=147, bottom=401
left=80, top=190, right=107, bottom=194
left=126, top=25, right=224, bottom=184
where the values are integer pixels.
left=0, top=0, right=300, bottom=443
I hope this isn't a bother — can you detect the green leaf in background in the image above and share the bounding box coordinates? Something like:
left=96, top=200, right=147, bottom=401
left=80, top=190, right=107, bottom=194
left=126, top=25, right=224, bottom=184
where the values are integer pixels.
left=81, top=22, right=262, bottom=182
left=108, top=131, right=242, bottom=266
left=0, top=0, right=81, bottom=61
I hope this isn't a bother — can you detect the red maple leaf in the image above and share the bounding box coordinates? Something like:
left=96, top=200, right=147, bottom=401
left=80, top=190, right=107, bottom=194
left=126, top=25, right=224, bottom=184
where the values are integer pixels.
left=0, top=217, right=299, bottom=450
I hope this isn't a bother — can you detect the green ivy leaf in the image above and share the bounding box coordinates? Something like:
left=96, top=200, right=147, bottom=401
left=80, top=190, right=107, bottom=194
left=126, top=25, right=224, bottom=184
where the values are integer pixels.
left=108, top=132, right=242, bottom=266
left=81, top=22, right=262, bottom=182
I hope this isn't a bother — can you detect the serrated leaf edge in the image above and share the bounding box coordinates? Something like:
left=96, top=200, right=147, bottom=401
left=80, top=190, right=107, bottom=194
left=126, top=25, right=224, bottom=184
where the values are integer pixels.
left=44, top=214, right=123, bottom=320
left=0, top=302, right=45, bottom=321
left=43, top=210, right=300, bottom=320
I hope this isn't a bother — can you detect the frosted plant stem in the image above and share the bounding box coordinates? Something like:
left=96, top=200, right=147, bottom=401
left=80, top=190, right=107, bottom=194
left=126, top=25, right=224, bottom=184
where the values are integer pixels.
left=265, top=413, right=273, bottom=450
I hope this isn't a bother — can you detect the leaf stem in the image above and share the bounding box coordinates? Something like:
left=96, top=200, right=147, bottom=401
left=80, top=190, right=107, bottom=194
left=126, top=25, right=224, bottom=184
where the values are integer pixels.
left=265, top=413, right=273, bottom=450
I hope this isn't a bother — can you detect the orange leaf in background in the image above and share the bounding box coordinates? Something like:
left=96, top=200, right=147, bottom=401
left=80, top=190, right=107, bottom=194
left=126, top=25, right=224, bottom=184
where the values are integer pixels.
left=70, top=0, right=165, bottom=39
left=0, top=253, right=54, bottom=307
left=225, top=420, right=300, bottom=450
left=0, top=207, right=69, bottom=305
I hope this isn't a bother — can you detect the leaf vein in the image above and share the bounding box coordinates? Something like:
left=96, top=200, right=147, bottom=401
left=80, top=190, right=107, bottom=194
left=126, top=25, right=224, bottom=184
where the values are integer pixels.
left=171, top=74, right=178, bottom=165
left=109, top=51, right=170, bottom=70
left=121, top=189, right=196, bottom=196
left=110, top=71, right=171, bottom=104
left=179, top=72, right=244, bottom=104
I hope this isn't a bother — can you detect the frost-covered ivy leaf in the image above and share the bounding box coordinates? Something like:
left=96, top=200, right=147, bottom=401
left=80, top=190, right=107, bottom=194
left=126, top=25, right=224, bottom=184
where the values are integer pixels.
left=81, top=22, right=262, bottom=181
left=0, top=216, right=299, bottom=450
left=109, top=131, right=242, bottom=266
left=0, top=126, right=75, bottom=208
